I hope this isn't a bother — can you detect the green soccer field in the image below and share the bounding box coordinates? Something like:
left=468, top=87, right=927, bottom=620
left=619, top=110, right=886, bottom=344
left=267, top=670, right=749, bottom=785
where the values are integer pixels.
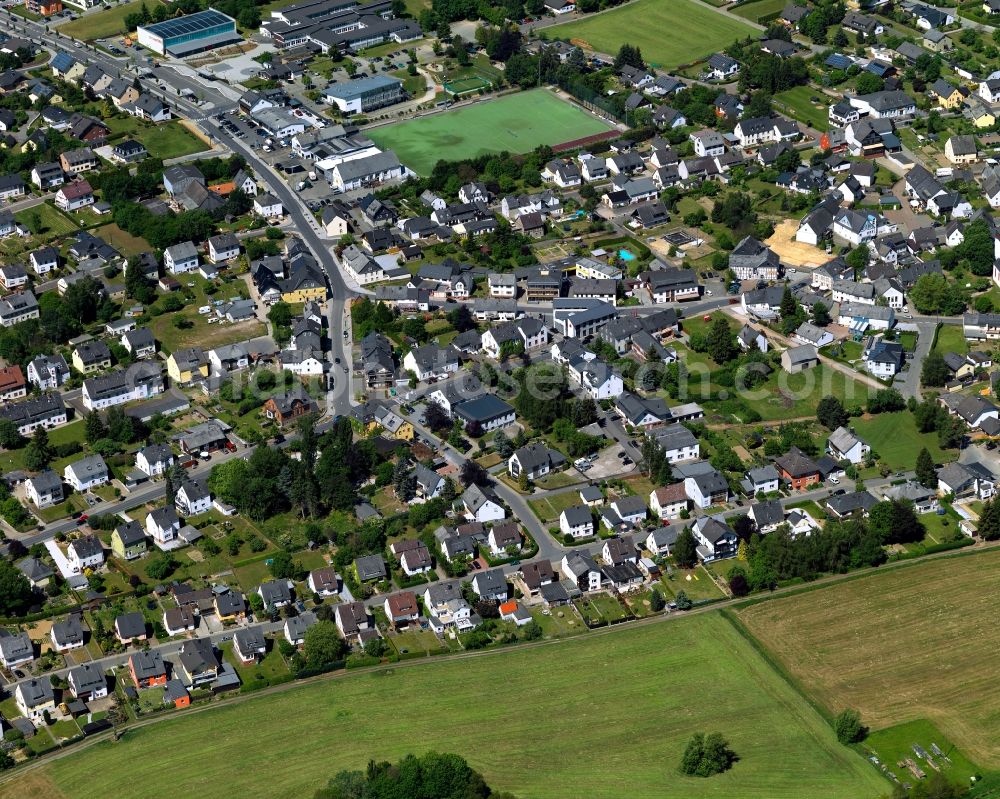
left=547, top=0, right=757, bottom=69
left=368, top=89, right=616, bottom=175
left=8, top=614, right=886, bottom=799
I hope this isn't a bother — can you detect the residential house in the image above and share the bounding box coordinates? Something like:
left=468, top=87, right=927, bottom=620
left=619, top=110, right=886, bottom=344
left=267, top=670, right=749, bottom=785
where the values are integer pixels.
left=827, top=426, right=871, bottom=464
left=129, top=650, right=167, bottom=688
left=775, top=446, right=822, bottom=490
left=560, top=504, right=594, bottom=539
left=63, top=454, right=109, bottom=492
left=111, top=520, right=147, bottom=561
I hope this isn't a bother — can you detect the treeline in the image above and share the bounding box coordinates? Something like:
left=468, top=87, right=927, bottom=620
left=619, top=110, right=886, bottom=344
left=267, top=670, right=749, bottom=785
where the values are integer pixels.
left=731, top=498, right=927, bottom=592
left=314, top=752, right=517, bottom=799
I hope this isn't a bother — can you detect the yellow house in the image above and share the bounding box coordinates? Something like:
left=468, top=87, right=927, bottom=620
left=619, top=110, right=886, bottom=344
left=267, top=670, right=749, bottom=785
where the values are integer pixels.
left=933, top=80, right=965, bottom=109
left=63, top=61, right=87, bottom=84
left=281, top=283, right=327, bottom=304
left=375, top=406, right=414, bottom=441
left=280, top=265, right=327, bottom=304
left=167, top=347, right=209, bottom=385
left=72, top=342, right=112, bottom=374
left=971, top=105, right=995, bottom=128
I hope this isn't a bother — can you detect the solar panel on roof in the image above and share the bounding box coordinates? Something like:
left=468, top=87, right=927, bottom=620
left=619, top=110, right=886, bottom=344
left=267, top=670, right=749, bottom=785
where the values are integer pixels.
left=143, top=9, right=233, bottom=37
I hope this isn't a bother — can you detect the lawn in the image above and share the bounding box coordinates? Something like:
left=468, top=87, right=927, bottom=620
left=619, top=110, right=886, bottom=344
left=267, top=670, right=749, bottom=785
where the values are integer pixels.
left=93, top=224, right=150, bottom=258
left=730, top=0, right=786, bottom=21
left=527, top=489, right=584, bottom=523
left=11, top=613, right=885, bottom=799
left=660, top=566, right=726, bottom=601
left=367, top=89, right=615, bottom=176
left=934, top=323, right=968, bottom=356
left=60, top=0, right=166, bottom=41
left=851, top=411, right=955, bottom=471
left=151, top=311, right=265, bottom=355
left=741, top=365, right=871, bottom=421
left=737, top=548, right=1000, bottom=768
left=16, top=203, right=80, bottom=240
left=546, top=0, right=756, bottom=69
left=772, top=85, right=830, bottom=130
left=135, top=122, right=210, bottom=160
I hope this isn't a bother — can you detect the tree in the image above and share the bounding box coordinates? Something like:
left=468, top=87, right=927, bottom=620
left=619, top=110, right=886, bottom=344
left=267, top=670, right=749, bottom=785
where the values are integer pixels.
left=460, top=460, right=488, bottom=487
left=423, top=400, right=451, bottom=432
left=145, top=552, right=177, bottom=581
left=728, top=568, right=749, bottom=597
left=614, top=43, right=645, bottom=70
left=649, top=587, right=666, bottom=612
left=678, top=732, right=737, bottom=777
left=25, top=427, right=51, bottom=471
left=706, top=317, right=737, bottom=364
left=0, top=419, right=24, bottom=450
left=976, top=496, right=1000, bottom=541
left=673, top=529, right=698, bottom=568
left=446, top=304, right=475, bottom=333
left=834, top=709, right=866, bottom=744
left=85, top=411, right=108, bottom=444
left=855, top=71, right=883, bottom=94
left=269, top=550, right=300, bottom=580
left=0, top=559, right=34, bottom=616
left=674, top=590, right=693, bottom=610
left=816, top=396, right=848, bottom=431
left=921, top=351, right=951, bottom=387
left=493, top=430, right=513, bottom=459
left=868, top=500, right=925, bottom=544
left=916, top=447, right=937, bottom=488
left=303, top=619, right=348, bottom=668
left=780, top=285, right=798, bottom=319
left=910, top=274, right=966, bottom=315
left=845, top=244, right=869, bottom=278
left=811, top=301, right=831, bottom=326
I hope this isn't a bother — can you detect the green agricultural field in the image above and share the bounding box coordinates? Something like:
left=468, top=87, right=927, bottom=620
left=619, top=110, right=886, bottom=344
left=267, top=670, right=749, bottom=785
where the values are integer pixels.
left=60, top=0, right=166, bottom=41
left=367, top=89, right=615, bottom=175
left=851, top=411, right=955, bottom=471
left=547, top=0, right=756, bottom=69
left=9, top=614, right=885, bottom=799
left=737, top=548, right=1000, bottom=769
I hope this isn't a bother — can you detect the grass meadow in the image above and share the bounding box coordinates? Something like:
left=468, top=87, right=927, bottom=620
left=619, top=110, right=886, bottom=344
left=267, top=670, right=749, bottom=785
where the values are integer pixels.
left=5, top=613, right=884, bottom=799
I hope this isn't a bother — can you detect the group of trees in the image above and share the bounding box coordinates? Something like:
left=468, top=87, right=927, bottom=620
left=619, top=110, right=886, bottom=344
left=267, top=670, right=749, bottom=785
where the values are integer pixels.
left=911, top=396, right=965, bottom=450
left=909, top=273, right=967, bottom=316
left=737, top=519, right=888, bottom=591
left=210, top=416, right=370, bottom=521
left=0, top=275, right=118, bottom=369
left=314, top=752, right=514, bottom=799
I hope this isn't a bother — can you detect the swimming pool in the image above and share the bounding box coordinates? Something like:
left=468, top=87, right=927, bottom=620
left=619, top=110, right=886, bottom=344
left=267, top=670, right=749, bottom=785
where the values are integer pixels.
left=619, top=249, right=637, bottom=261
